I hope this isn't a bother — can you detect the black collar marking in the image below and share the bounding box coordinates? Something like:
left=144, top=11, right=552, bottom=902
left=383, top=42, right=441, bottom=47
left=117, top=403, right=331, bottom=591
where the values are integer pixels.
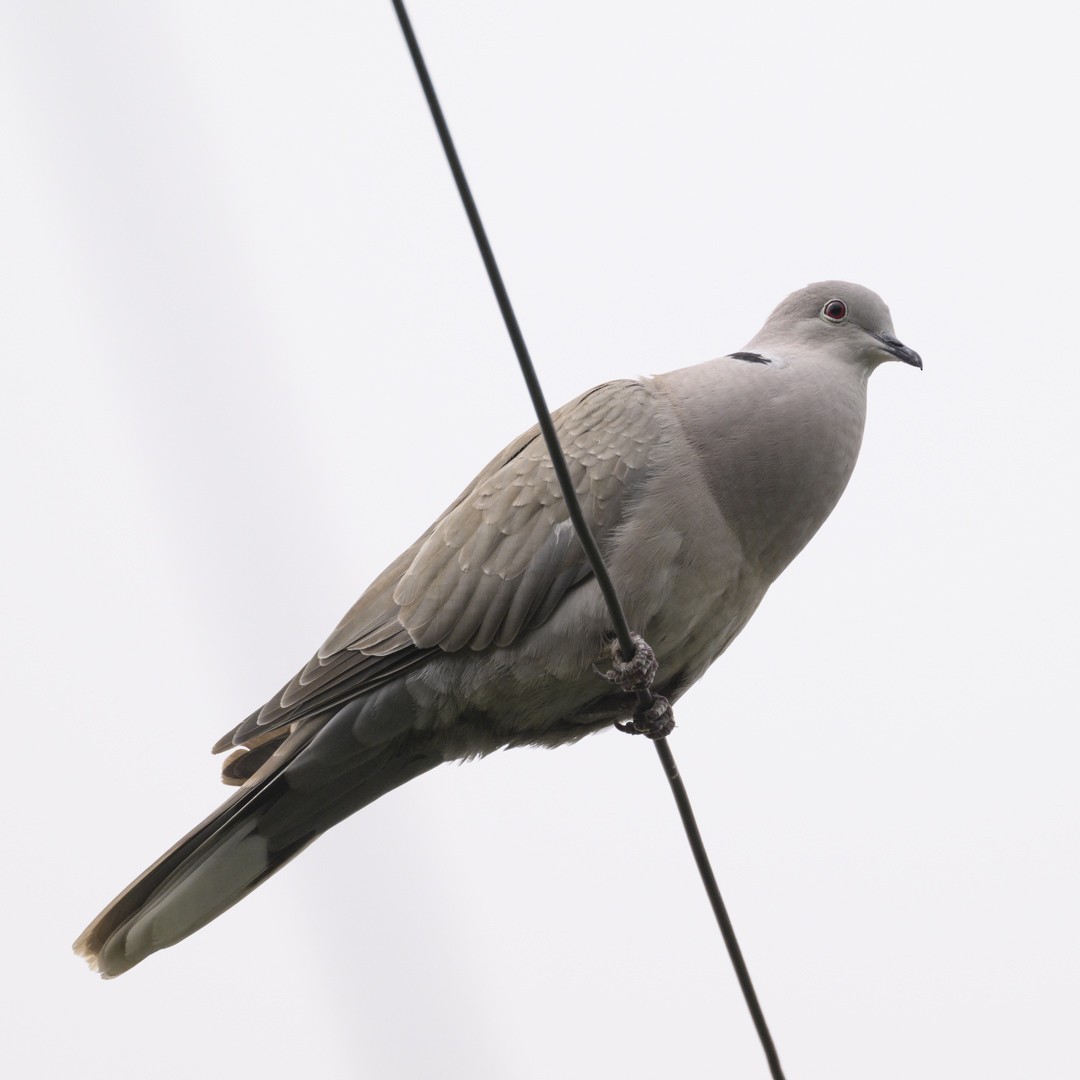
left=729, top=351, right=771, bottom=365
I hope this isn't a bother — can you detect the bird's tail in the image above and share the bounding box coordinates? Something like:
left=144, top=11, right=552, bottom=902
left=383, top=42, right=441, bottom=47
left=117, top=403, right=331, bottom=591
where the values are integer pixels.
left=74, top=700, right=440, bottom=978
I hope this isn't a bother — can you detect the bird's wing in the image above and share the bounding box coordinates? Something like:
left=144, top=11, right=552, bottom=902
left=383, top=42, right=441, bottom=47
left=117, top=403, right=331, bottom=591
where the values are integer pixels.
left=214, top=378, right=659, bottom=756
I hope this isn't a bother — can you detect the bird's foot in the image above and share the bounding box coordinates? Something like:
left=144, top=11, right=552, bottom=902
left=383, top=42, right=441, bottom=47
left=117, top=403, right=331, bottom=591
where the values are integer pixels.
left=595, top=632, right=658, bottom=693
left=614, top=695, right=675, bottom=740
left=595, top=633, right=674, bottom=739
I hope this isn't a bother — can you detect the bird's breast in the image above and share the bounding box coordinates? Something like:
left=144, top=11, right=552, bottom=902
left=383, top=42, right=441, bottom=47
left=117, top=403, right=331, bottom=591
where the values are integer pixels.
left=658, top=358, right=869, bottom=582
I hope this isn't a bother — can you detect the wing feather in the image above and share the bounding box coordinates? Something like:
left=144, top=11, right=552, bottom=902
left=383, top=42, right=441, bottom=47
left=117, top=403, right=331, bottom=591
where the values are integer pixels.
left=215, top=379, right=658, bottom=761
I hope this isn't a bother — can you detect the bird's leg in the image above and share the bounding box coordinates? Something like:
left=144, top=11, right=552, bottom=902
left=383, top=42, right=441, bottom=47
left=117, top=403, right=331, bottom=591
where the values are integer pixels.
left=596, top=632, right=675, bottom=739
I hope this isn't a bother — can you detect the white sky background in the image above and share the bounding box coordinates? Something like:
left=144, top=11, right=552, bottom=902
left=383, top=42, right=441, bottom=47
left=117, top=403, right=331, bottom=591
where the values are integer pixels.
left=2, top=2, right=1077, bottom=1077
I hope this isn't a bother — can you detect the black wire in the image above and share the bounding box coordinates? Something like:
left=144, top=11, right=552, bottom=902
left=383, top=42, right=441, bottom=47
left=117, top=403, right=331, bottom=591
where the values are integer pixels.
left=389, top=3, right=786, bottom=1077
left=654, top=738, right=786, bottom=1077
left=388, top=0, right=636, bottom=663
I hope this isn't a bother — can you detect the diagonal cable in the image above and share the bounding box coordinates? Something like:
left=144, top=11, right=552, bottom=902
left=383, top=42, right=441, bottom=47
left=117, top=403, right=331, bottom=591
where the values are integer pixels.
left=389, top=3, right=786, bottom=1077
left=388, top=2, right=636, bottom=662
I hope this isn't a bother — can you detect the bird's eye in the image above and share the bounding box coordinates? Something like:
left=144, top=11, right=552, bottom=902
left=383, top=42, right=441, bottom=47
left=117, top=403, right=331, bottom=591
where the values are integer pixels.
left=821, top=299, right=847, bottom=323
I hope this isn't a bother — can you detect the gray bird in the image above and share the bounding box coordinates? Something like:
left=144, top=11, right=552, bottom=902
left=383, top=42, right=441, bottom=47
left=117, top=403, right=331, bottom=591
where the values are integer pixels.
left=74, top=280, right=921, bottom=977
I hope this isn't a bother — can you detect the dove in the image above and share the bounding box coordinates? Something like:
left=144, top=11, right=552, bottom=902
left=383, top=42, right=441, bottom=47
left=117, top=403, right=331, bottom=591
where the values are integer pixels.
left=74, top=280, right=921, bottom=977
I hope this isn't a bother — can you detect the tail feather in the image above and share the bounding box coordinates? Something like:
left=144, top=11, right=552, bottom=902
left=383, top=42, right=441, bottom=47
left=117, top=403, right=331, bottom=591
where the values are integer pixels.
left=73, top=769, right=296, bottom=978
left=74, top=713, right=441, bottom=977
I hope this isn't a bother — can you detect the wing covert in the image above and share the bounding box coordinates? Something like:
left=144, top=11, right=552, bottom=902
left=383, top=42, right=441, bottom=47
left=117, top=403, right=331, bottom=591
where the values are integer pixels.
left=215, top=378, right=658, bottom=753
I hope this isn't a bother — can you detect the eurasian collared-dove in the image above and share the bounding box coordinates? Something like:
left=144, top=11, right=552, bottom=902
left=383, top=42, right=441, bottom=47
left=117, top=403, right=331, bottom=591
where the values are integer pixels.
left=75, top=280, right=921, bottom=977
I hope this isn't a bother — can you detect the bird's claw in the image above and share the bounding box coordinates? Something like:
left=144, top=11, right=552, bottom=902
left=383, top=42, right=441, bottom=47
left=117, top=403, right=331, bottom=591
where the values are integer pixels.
left=614, top=695, right=675, bottom=740
left=596, top=632, right=658, bottom=693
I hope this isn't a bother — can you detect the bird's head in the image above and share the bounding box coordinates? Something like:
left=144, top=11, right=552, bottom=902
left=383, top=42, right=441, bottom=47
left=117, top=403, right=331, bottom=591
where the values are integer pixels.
left=747, top=280, right=922, bottom=371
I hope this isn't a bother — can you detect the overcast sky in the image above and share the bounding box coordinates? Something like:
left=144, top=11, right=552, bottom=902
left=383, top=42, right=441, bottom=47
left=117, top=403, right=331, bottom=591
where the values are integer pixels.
left=2, top=2, right=1077, bottom=1078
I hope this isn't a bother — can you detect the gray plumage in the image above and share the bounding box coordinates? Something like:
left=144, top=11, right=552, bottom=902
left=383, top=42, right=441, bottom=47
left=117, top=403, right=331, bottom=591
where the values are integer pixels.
left=74, top=280, right=921, bottom=977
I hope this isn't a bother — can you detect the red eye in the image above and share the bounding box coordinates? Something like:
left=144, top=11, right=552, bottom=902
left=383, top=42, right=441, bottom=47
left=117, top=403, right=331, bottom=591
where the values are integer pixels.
left=822, top=299, right=847, bottom=322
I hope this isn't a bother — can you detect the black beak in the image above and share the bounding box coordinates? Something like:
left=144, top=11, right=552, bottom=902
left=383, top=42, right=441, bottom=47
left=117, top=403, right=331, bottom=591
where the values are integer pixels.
left=876, top=333, right=923, bottom=369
